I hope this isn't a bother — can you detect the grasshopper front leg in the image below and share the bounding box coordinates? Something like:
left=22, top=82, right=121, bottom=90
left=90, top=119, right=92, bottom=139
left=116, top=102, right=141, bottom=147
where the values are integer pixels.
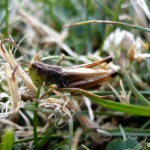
left=58, top=88, right=114, bottom=100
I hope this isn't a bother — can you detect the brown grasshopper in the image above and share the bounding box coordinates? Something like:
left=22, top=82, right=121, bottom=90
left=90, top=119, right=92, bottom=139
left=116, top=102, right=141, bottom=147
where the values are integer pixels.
left=0, top=39, right=117, bottom=91
left=28, top=56, right=117, bottom=89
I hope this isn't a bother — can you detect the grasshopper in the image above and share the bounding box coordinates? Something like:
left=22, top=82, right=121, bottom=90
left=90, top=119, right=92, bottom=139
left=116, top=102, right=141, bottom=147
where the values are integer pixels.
left=28, top=55, right=117, bottom=89
left=0, top=39, right=117, bottom=91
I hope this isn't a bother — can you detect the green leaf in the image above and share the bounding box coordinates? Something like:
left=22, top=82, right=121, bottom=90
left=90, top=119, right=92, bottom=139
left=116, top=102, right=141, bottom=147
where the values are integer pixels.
left=60, top=88, right=150, bottom=117
left=1, top=129, right=14, bottom=150
left=106, top=137, right=142, bottom=150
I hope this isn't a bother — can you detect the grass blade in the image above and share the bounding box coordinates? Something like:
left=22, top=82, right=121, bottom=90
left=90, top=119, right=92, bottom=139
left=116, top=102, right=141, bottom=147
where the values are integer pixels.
left=5, top=0, right=9, bottom=37
left=64, top=20, right=150, bottom=32
left=103, top=127, right=150, bottom=136
left=2, top=129, right=14, bottom=150
left=95, top=0, right=113, bottom=17
left=60, top=88, right=150, bottom=117
left=123, top=72, right=150, bottom=105
left=33, top=87, right=41, bottom=150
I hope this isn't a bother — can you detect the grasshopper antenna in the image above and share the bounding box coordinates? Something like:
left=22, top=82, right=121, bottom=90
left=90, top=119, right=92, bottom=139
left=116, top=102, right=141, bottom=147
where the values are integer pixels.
left=1, top=39, right=30, bottom=64
left=56, top=53, right=65, bottom=65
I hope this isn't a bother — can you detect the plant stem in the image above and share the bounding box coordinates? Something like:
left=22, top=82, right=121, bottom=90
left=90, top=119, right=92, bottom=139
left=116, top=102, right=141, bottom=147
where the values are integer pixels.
left=123, top=72, right=150, bottom=105
left=5, top=0, right=9, bottom=37
left=33, top=87, right=41, bottom=150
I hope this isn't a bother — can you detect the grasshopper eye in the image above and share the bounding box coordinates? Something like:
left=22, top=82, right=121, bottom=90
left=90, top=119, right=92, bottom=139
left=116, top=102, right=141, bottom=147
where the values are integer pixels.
left=38, top=66, right=47, bottom=76
left=31, top=63, right=37, bottom=69
left=37, top=65, right=42, bottom=72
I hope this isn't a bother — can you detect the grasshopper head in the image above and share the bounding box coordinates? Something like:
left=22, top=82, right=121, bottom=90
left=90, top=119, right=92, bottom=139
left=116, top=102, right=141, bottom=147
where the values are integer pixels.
left=28, top=62, right=46, bottom=87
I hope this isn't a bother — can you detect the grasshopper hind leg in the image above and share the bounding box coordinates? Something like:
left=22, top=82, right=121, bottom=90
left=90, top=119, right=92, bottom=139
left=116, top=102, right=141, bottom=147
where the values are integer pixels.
left=67, top=71, right=118, bottom=89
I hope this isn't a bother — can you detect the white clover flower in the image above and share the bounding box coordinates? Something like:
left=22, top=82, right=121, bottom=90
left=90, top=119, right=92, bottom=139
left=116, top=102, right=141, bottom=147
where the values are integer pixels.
left=103, top=28, right=150, bottom=61
left=103, top=28, right=134, bottom=53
